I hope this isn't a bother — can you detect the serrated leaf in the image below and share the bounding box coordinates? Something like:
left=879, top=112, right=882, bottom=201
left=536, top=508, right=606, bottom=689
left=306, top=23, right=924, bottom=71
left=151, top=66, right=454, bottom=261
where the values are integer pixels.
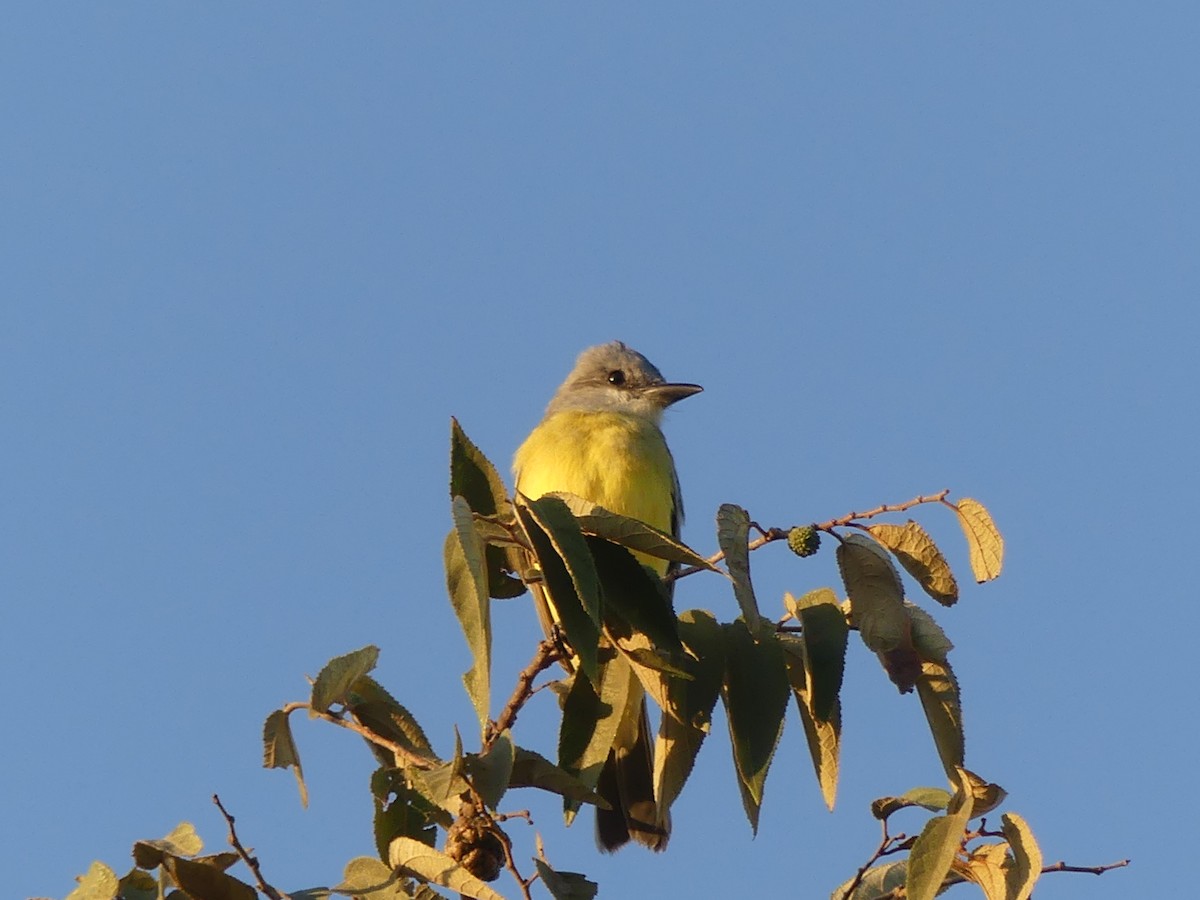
left=868, top=521, right=959, bottom=606
left=311, top=646, right=381, bottom=715
left=954, top=498, right=1004, bottom=583
left=829, top=860, right=907, bottom=899
left=586, top=536, right=681, bottom=655
left=780, top=633, right=840, bottom=811
left=790, top=588, right=849, bottom=722
left=162, top=855, right=257, bottom=900
left=466, top=731, right=515, bottom=810
left=450, top=418, right=525, bottom=600
left=349, top=676, right=440, bottom=768
left=558, top=648, right=638, bottom=807
left=870, top=787, right=952, bottom=821
left=335, top=856, right=420, bottom=899
left=1002, top=812, right=1043, bottom=900
left=532, top=860, right=598, bottom=900
left=410, top=733, right=470, bottom=815
left=65, top=861, right=119, bottom=900
left=515, top=500, right=600, bottom=682
left=905, top=768, right=972, bottom=900
left=721, top=620, right=789, bottom=832
left=656, top=609, right=725, bottom=811
left=717, top=504, right=769, bottom=635
left=508, top=747, right=604, bottom=806
left=371, top=769, right=441, bottom=861
left=906, top=603, right=954, bottom=664
left=445, top=505, right=491, bottom=733
left=959, top=842, right=1010, bottom=900
left=262, top=709, right=308, bottom=807
left=916, top=659, right=965, bottom=776
left=389, top=837, right=507, bottom=900
left=551, top=492, right=715, bottom=570
left=837, top=534, right=911, bottom=653
left=963, top=768, right=1007, bottom=817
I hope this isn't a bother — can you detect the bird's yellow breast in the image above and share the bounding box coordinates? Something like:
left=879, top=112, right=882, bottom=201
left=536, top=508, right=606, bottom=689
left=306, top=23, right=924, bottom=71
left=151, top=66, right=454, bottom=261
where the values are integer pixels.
left=514, top=410, right=677, bottom=573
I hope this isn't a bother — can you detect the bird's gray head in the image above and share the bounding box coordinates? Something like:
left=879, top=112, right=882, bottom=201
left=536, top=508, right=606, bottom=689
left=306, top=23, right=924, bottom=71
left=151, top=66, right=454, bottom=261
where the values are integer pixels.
left=545, top=341, right=703, bottom=423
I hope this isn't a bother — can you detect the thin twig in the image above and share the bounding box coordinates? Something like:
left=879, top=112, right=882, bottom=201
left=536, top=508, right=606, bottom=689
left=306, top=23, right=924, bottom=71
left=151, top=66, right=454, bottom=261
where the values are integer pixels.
left=212, top=794, right=286, bottom=900
left=836, top=822, right=910, bottom=900
left=485, top=639, right=561, bottom=748
left=1041, top=858, right=1131, bottom=875
left=668, top=489, right=952, bottom=582
left=281, top=701, right=434, bottom=770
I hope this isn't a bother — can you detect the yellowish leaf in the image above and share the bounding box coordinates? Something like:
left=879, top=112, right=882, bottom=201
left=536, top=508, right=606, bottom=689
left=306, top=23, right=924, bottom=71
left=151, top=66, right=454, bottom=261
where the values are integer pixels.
left=955, top=498, right=1004, bottom=582
left=868, top=520, right=959, bottom=606
left=389, top=837, right=507, bottom=900
left=1002, top=811, right=1043, bottom=900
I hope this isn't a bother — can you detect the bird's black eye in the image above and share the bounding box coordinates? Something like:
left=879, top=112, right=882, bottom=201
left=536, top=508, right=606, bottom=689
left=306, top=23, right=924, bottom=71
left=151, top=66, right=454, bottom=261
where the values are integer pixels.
left=607, top=370, right=626, bottom=386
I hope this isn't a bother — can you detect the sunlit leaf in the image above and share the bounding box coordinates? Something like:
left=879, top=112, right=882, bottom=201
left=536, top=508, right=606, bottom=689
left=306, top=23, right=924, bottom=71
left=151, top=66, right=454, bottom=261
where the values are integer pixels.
left=311, top=645, right=380, bottom=715
left=348, top=675, right=440, bottom=768
left=410, top=732, right=469, bottom=815
left=162, top=855, right=257, bottom=900
left=916, top=659, right=965, bottom=776
left=963, top=768, right=1007, bottom=817
left=65, top=861, right=119, bottom=900
left=870, top=787, right=951, bottom=821
left=717, top=504, right=769, bottom=635
left=371, top=769, right=440, bottom=861
left=959, top=842, right=1010, bottom=900
left=954, top=498, right=1004, bottom=583
left=446, top=502, right=491, bottom=733
left=337, top=855, right=429, bottom=899
left=721, top=620, right=789, bottom=832
left=829, top=860, right=907, bottom=899
left=905, top=767, right=972, bottom=900
left=787, top=589, right=848, bottom=723
left=780, top=634, right=840, bottom=811
left=262, top=709, right=308, bottom=807
left=1002, top=812, right=1043, bottom=900
left=836, top=534, right=910, bottom=653
left=868, top=520, right=958, bottom=606
left=389, top=837, right=507, bottom=900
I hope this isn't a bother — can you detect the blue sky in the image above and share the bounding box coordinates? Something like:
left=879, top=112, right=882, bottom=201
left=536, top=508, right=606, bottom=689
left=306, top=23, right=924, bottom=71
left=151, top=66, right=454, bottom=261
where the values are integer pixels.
left=4, top=5, right=1195, bottom=898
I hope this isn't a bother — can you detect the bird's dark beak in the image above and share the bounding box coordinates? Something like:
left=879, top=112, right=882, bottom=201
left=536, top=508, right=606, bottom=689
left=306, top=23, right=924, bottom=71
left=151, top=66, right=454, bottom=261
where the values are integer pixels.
left=645, top=382, right=703, bottom=407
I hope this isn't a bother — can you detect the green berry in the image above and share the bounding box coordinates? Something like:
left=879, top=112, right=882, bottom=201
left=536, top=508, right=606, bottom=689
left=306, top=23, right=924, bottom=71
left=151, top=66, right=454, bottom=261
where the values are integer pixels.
left=787, top=525, right=820, bottom=558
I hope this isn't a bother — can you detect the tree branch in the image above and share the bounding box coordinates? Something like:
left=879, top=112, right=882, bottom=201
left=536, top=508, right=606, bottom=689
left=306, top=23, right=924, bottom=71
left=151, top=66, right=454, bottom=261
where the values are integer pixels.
left=213, top=794, right=286, bottom=900
left=484, top=638, right=561, bottom=749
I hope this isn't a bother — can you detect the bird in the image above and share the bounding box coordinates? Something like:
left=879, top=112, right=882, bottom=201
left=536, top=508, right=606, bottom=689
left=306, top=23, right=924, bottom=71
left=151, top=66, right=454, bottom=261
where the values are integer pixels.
left=513, top=341, right=702, bottom=852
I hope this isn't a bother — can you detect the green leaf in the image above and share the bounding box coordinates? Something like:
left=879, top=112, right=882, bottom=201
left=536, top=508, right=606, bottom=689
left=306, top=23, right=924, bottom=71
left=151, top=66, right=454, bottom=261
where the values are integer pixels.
left=870, top=787, right=952, bottom=821
left=1002, top=812, right=1043, bottom=900
left=348, top=675, right=440, bottom=768
left=788, top=588, right=848, bottom=722
left=868, top=520, right=959, bottom=606
left=514, top=499, right=601, bottom=682
left=335, top=856, right=422, bottom=899
left=905, top=768, right=972, bottom=900
left=389, top=837, right=507, bottom=900
left=132, top=822, right=205, bottom=869
left=446, top=502, right=492, bottom=733
left=586, top=536, right=681, bottom=655
left=65, top=861, right=119, bottom=900
left=311, top=645, right=381, bottom=715
left=465, top=731, right=515, bottom=810
left=450, top=418, right=525, bottom=600
left=558, top=649, right=638, bottom=815
left=780, top=634, right=841, bottom=811
left=371, top=769, right=441, bottom=861
left=916, top=658, right=965, bottom=776
left=508, top=746, right=605, bottom=806
left=550, top=492, right=715, bottom=570
left=721, top=620, right=789, bottom=832
left=162, top=855, right=258, bottom=900
left=655, top=609, right=725, bottom=812
left=954, top=497, right=1004, bottom=583
left=716, top=504, right=768, bottom=635
left=262, top=709, right=308, bottom=807
left=836, top=534, right=910, bottom=653
left=532, top=859, right=598, bottom=900
left=829, top=860, right=907, bottom=899
left=410, top=732, right=470, bottom=815
left=115, top=867, right=158, bottom=900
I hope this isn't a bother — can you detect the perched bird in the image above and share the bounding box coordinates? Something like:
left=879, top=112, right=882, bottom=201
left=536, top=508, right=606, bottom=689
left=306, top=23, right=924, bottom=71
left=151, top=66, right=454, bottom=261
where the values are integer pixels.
left=513, top=341, right=702, bottom=851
